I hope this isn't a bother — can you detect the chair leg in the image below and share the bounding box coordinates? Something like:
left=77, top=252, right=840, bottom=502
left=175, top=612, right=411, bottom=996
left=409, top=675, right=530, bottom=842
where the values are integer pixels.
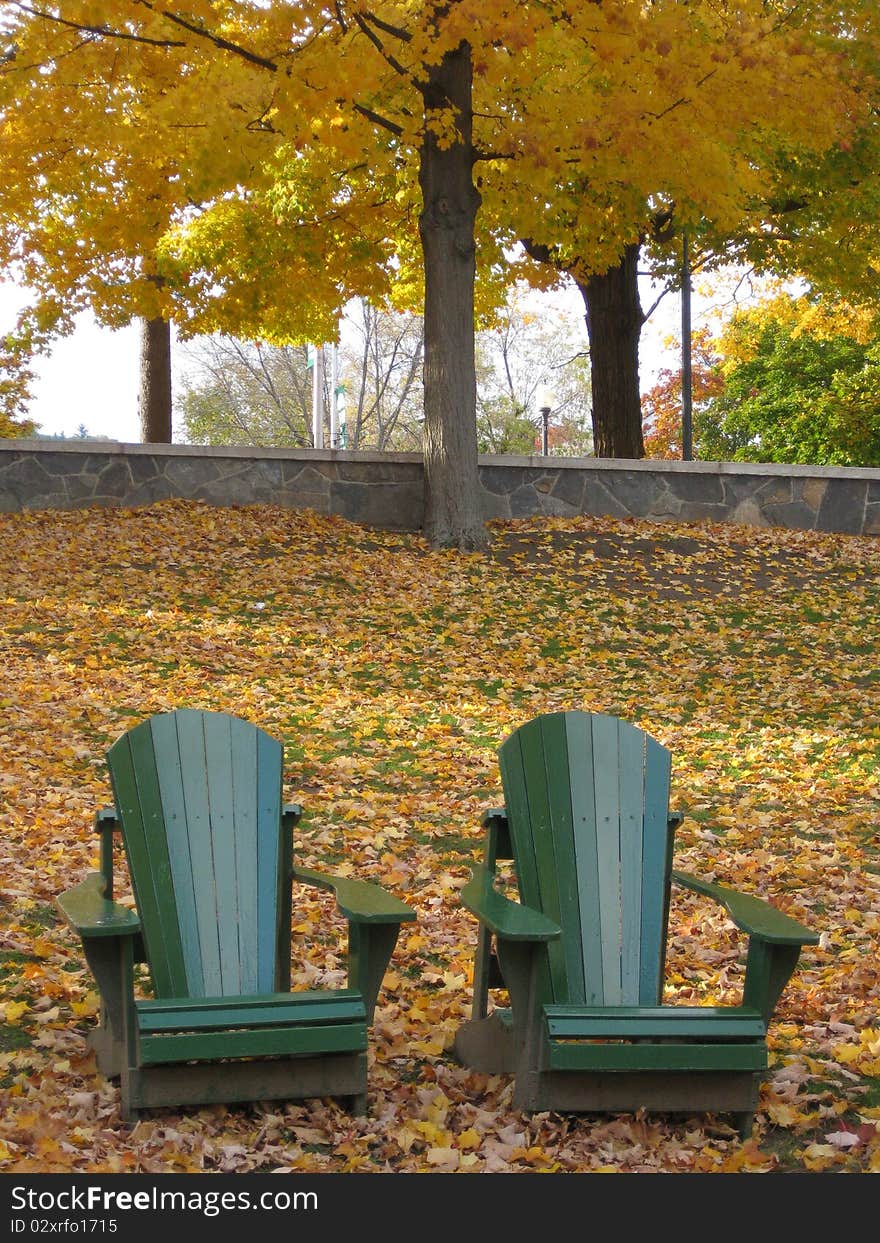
left=736, top=1111, right=755, bottom=1141
left=348, top=1093, right=368, bottom=1116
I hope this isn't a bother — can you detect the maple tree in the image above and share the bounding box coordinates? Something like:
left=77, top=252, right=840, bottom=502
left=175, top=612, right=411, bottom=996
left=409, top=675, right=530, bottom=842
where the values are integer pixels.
left=510, top=2, right=880, bottom=458
left=0, top=2, right=488, bottom=545
left=0, top=499, right=879, bottom=1172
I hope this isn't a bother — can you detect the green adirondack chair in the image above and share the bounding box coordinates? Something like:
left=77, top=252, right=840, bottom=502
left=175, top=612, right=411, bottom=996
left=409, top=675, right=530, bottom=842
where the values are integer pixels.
left=56, top=709, right=416, bottom=1121
left=453, top=710, right=818, bottom=1137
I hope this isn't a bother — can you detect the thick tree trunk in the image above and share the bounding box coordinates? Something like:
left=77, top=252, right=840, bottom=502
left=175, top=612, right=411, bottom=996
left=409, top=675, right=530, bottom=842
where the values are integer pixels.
left=417, top=42, right=487, bottom=551
left=575, top=243, right=646, bottom=458
left=138, top=316, right=172, bottom=443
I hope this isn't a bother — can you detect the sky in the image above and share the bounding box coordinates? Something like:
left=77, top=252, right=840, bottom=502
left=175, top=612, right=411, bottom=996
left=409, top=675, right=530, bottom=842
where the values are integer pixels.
left=1, top=277, right=692, bottom=444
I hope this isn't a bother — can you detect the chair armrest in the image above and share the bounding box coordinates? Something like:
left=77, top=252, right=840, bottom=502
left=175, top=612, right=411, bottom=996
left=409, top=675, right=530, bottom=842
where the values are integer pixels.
left=461, top=865, right=561, bottom=942
left=481, top=806, right=507, bottom=828
left=56, top=873, right=141, bottom=939
left=292, top=866, right=415, bottom=925
left=668, top=811, right=685, bottom=829
left=673, top=870, right=818, bottom=945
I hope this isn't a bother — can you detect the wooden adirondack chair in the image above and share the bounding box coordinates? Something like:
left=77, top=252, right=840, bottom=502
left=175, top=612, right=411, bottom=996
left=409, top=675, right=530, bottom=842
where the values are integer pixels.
left=57, top=709, right=416, bottom=1121
left=454, top=710, right=818, bottom=1137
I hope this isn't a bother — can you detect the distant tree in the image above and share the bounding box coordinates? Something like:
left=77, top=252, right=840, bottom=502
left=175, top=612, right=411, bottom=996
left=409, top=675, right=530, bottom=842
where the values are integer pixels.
left=179, top=291, right=592, bottom=456
left=696, top=295, right=880, bottom=466
left=178, top=338, right=312, bottom=448
left=0, top=407, right=36, bottom=438
left=642, top=328, right=724, bottom=459
left=177, top=301, right=424, bottom=450
left=340, top=302, right=424, bottom=450
left=0, top=309, right=48, bottom=434
left=475, top=290, right=592, bottom=455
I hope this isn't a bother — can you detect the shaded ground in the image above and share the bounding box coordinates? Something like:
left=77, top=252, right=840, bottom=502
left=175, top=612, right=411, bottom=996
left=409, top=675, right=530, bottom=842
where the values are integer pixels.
left=0, top=504, right=878, bottom=1174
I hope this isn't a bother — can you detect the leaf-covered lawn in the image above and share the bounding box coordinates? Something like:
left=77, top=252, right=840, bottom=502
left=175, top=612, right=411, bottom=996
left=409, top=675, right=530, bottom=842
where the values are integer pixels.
left=0, top=500, right=878, bottom=1174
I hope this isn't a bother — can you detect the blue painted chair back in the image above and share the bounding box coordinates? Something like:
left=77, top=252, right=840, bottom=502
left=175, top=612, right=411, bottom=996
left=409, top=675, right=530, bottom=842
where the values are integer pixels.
left=499, top=711, right=675, bottom=1006
left=106, top=709, right=287, bottom=999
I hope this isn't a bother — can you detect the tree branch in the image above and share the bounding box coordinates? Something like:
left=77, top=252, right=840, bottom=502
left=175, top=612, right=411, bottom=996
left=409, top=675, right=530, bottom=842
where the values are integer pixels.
left=10, top=2, right=185, bottom=48
left=135, top=2, right=279, bottom=70
left=359, top=11, right=412, bottom=44
left=352, top=11, right=408, bottom=77
left=353, top=101, right=404, bottom=137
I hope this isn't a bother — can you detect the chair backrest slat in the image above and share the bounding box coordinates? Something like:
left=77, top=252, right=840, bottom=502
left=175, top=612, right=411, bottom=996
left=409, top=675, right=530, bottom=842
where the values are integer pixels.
left=499, top=710, right=675, bottom=1008
left=641, top=733, right=675, bottom=1003
left=107, top=709, right=284, bottom=1000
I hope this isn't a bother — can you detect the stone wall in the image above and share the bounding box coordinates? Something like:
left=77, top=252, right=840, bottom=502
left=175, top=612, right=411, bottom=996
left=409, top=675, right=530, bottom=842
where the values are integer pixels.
left=1, top=439, right=878, bottom=537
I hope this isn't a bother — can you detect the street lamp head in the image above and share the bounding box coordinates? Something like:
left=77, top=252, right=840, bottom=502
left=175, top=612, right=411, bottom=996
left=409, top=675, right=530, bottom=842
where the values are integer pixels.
left=536, top=384, right=555, bottom=414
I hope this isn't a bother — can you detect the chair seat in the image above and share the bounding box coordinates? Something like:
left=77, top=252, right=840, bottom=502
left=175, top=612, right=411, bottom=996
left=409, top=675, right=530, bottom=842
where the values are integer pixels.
left=136, top=989, right=368, bottom=1065
left=544, top=1004, right=767, bottom=1073
left=544, top=1004, right=767, bottom=1040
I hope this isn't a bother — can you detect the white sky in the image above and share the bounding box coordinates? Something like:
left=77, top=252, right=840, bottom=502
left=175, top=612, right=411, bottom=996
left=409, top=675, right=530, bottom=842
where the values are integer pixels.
left=1, top=277, right=689, bottom=443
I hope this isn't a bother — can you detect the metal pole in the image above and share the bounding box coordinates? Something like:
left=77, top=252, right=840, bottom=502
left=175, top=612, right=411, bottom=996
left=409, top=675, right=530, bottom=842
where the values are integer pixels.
left=541, top=407, right=549, bottom=456
left=681, top=231, right=693, bottom=461
left=329, top=342, right=339, bottom=449
left=312, top=344, right=324, bottom=450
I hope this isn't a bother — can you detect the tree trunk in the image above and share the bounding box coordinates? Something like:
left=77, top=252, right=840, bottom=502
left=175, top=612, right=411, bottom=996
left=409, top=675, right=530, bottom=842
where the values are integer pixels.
left=138, top=316, right=173, bottom=443
left=417, top=41, right=487, bottom=551
left=575, top=243, right=646, bottom=458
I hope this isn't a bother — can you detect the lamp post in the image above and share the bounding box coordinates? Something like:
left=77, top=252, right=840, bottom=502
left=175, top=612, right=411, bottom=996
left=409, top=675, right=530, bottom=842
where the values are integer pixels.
left=536, top=386, right=554, bottom=456
left=681, top=231, right=693, bottom=461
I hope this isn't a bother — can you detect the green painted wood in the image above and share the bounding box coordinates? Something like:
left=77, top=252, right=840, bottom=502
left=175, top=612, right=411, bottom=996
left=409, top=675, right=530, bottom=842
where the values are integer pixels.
left=140, top=1021, right=368, bottom=1065
left=258, top=733, right=285, bottom=993
left=545, top=1005, right=766, bottom=1040
left=547, top=1041, right=768, bottom=1073
left=79, top=709, right=414, bottom=1117
left=173, top=710, right=223, bottom=995
left=460, top=866, right=561, bottom=941
left=498, top=728, right=555, bottom=1008
left=137, top=992, right=366, bottom=1032
left=591, top=714, right=624, bottom=1005
left=108, top=725, right=188, bottom=996
left=498, top=732, right=542, bottom=912
left=674, top=871, right=820, bottom=944
left=617, top=719, right=645, bottom=1004
left=520, top=717, right=570, bottom=999
left=203, top=711, right=240, bottom=993
left=57, top=873, right=141, bottom=938
left=150, top=713, right=201, bottom=996
left=640, top=736, right=674, bottom=1003
left=566, top=711, right=603, bottom=1004
left=294, top=867, right=415, bottom=923
left=540, top=714, right=585, bottom=1004
left=231, top=719, right=260, bottom=990
left=94, top=809, right=119, bottom=899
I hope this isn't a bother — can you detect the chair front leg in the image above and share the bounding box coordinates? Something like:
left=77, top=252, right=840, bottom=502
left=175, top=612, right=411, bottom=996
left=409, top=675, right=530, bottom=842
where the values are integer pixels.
left=495, top=938, right=547, bottom=1109
left=347, top=921, right=403, bottom=1024
left=743, top=938, right=805, bottom=1023
left=80, top=934, right=137, bottom=1080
